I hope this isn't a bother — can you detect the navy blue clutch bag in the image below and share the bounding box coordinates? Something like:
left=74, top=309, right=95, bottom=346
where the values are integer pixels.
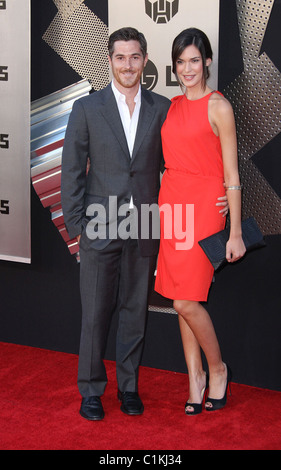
left=198, top=217, right=266, bottom=270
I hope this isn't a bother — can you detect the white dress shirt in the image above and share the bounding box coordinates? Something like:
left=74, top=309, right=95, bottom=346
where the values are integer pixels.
left=111, top=81, right=141, bottom=208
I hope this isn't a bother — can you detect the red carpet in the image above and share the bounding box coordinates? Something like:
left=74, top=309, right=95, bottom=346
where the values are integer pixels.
left=0, top=341, right=280, bottom=451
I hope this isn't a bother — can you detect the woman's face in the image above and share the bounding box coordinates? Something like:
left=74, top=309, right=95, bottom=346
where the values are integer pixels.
left=175, top=44, right=211, bottom=90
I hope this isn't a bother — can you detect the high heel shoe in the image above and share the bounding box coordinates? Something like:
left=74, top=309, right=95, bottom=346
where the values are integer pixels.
left=185, top=373, right=209, bottom=416
left=205, top=364, right=232, bottom=412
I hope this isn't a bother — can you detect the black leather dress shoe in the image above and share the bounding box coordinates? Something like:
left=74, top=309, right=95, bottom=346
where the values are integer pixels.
left=80, top=396, right=105, bottom=420
left=117, top=390, right=144, bottom=415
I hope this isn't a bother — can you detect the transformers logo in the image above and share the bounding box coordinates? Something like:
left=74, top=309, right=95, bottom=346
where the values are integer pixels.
left=145, top=0, right=179, bottom=24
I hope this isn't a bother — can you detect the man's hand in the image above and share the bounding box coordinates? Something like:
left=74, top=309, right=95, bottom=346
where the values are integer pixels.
left=216, top=194, right=229, bottom=217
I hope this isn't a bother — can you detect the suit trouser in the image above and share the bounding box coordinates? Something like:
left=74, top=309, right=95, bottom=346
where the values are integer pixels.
left=78, top=237, right=156, bottom=397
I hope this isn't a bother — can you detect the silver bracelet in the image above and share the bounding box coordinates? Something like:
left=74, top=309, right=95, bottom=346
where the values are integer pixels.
left=225, top=185, right=243, bottom=190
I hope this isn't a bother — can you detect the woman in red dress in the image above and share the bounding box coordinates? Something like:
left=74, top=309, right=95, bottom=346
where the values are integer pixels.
left=155, top=28, right=246, bottom=414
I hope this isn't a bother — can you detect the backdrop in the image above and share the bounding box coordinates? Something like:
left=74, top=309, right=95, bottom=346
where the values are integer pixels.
left=0, top=0, right=280, bottom=391
left=0, top=0, right=31, bottom=263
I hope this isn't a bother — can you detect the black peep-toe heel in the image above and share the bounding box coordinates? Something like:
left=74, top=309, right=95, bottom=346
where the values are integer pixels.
left=205, top=364, right=232, bottom=412
left=185, top=373, right=209, bottom=416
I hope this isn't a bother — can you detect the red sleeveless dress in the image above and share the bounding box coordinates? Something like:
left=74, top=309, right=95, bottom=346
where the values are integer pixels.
left=154, top=92, right=226, bottom=301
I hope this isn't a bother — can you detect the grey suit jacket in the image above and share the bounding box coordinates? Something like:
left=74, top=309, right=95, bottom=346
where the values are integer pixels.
left=61, top=83, right=171, bottom=257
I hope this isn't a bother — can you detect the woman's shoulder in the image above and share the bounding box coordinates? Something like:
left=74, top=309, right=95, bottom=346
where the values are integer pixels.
left=209, top=91, right=234, bottom=117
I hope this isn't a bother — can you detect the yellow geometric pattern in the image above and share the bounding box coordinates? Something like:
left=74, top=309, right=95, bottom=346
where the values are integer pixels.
left=43, top=1, right=109, bottom=91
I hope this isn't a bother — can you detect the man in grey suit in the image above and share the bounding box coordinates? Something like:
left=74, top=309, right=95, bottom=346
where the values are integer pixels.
left=61, top=27, right=171, bottom=420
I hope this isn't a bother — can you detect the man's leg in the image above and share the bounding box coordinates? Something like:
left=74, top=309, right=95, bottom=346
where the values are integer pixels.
left=115, top=237, right=156, bottom=393
left=78, top=241, right=122, bottom=398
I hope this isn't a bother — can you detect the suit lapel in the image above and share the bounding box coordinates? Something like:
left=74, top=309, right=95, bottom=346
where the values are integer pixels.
left=132, top=88, right=156, bottom=161
left=99, top=85, right=156, bottom=162
left=99, top=84, right=130, bottom=159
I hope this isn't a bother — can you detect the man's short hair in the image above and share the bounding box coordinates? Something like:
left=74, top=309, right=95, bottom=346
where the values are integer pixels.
left=108, top=27, right=147, bottom=59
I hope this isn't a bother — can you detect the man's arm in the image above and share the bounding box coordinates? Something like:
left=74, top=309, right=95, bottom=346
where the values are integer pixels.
left=61, top=99, right=89, bottom=239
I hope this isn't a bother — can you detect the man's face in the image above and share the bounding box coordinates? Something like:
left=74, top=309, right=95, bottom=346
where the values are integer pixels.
left=108, top=40, right=148, bottom=92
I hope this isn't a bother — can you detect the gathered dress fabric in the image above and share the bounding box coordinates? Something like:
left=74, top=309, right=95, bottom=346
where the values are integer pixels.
left=155, top=92, right=226, bottom=301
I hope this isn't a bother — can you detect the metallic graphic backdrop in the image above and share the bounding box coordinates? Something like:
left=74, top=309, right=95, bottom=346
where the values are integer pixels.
left=223, top=0, right=281, bottom=235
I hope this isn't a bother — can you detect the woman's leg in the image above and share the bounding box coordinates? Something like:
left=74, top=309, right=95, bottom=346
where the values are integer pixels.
left=174, top=300, right=227, bottom=407
left=178, top=314, right=208, bottom=412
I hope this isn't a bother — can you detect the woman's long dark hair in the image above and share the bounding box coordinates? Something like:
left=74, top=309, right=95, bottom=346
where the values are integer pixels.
left=172, top=28, right=213, bottom=90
